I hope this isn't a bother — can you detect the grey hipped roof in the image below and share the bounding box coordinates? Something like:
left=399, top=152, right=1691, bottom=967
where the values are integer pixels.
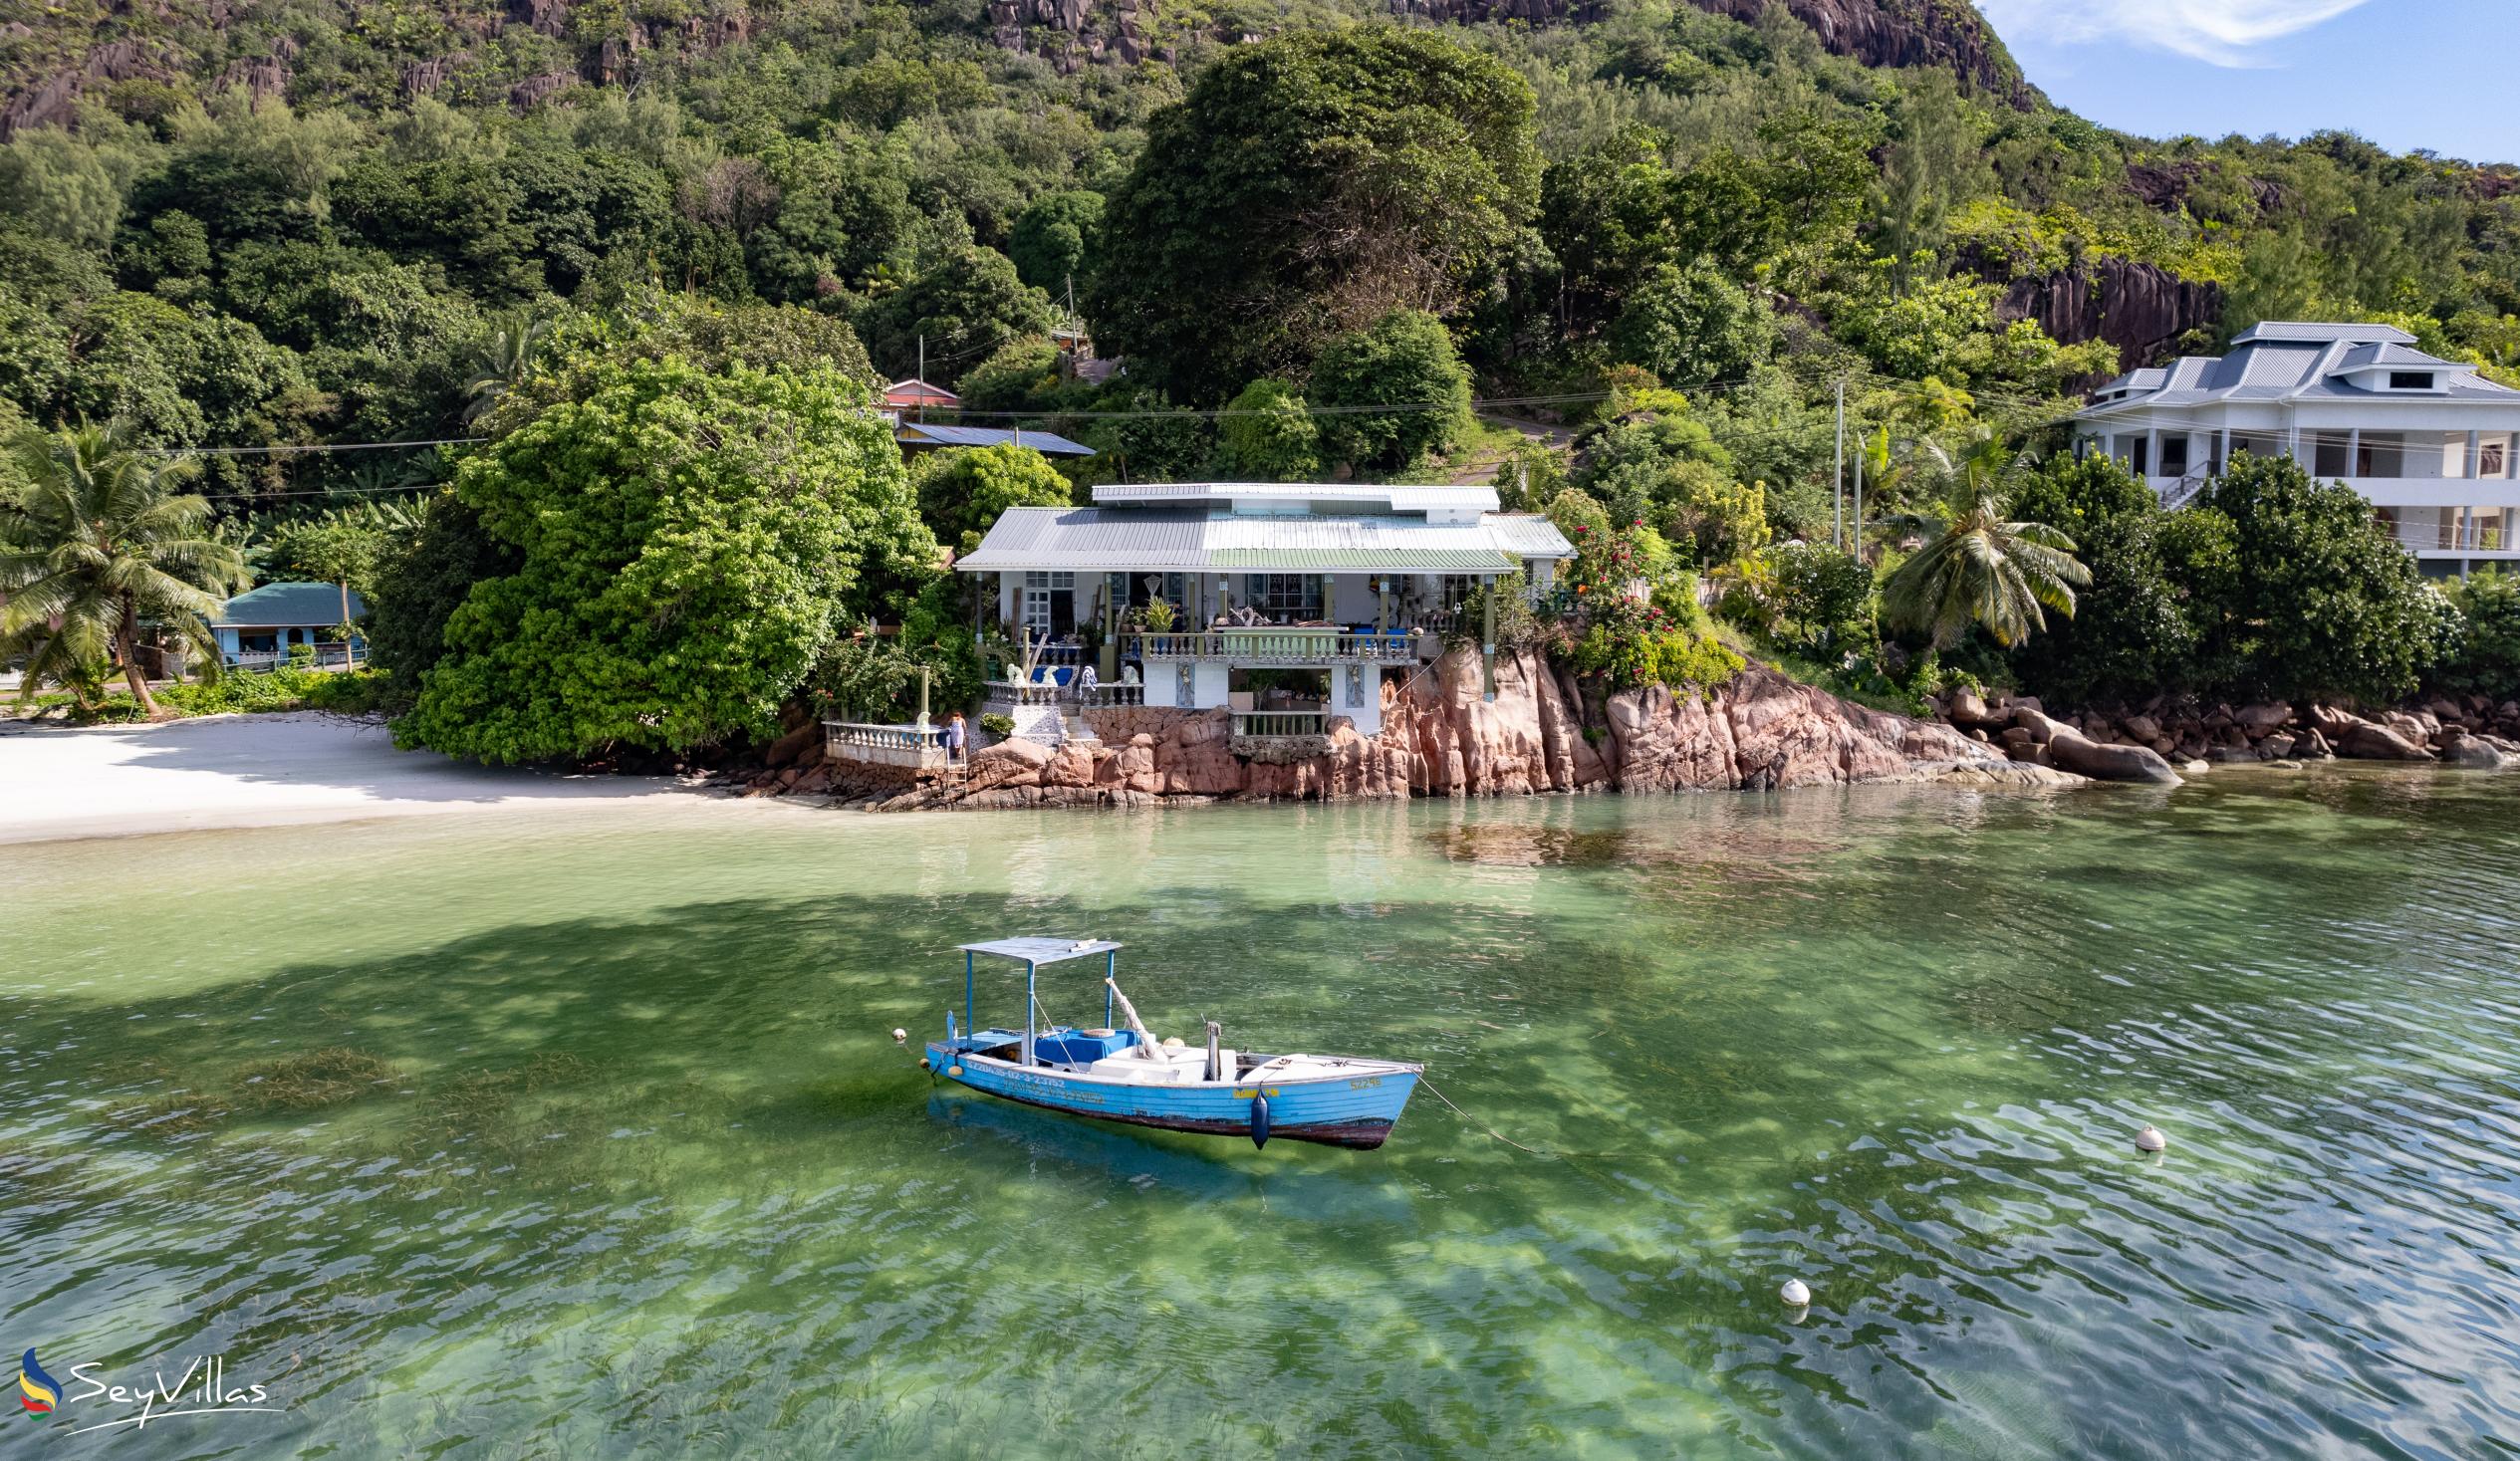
left=956, top=507, right=1574, bottom=573
left=2080, top=321, right=2520, bottom=416
left=214, top=582, right=367, bottom=628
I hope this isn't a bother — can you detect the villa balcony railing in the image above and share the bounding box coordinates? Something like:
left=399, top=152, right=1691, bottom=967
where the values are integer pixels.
left=1132, top=628, right=1424, bottom=665
left=1231, top=710, right=1329, bottom=738
left=2392, top=524, right=2513, bottom=553
left=824, top=720, right=949, bottom=771
left=984, top=678, right=1144, bottom=707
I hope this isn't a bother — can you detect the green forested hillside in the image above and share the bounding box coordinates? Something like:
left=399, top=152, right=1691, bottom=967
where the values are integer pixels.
left=6, top=0, right=2519, bottom=741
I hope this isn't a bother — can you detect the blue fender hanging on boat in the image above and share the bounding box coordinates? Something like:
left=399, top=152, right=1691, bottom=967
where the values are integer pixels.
left=1250, top=1092, right=1271, bottom=1149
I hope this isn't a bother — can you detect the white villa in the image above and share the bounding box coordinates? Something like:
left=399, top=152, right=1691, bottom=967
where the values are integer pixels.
left=2075, top=321, right=2520, bottom=576
left=954, top=482, right=1575, bottom=741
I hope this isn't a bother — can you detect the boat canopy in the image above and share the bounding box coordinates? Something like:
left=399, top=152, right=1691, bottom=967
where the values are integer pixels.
left=957, top=937, right=1122, bottom=965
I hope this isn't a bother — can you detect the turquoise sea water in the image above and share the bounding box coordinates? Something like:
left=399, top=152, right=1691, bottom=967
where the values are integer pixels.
left=4, top=771, right=2519, bottom=1457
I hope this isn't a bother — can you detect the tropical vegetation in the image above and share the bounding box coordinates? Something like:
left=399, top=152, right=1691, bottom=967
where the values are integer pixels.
left=5, top=0, right=2519, bottom=738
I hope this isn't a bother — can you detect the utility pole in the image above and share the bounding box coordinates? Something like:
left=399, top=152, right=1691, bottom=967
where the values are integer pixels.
left=1832, top=378, right=1846, bottom=551
left=916, top=335, right=925, bottom=423
left=1851, top=430, right=1865, bottom=565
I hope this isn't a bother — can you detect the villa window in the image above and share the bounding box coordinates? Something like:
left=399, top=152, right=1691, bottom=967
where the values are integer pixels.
left=1438, top=575, right=1481, bottom=611
left=2158, top=436, right=2189, bottom=477
left=2389, top=371, right=2436, bottom=390
left=1243, top=574, right=1323, bottom=619
left=2481, top=439, right=2509, bottom=479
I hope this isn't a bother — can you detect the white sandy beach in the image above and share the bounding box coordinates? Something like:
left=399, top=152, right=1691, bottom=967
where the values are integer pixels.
left=0, top=711, right=734, bottom=845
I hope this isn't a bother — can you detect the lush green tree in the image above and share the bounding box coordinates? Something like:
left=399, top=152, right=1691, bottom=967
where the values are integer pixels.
left=1765, top=543, right=1875, bottom=653
left=0, top=421, right=249, bottom=712
left=911, top=443, right=1073, bottom=557
left=1008, top=190, right=1103, bottom=295
left=2436, top=568, right=2520, bottom=699
left=2202, top=453, right=2448, bottom=704
left=1607, top=259, right=1773, bottom=387
left=1654, top=461, right=1770, bottom=568
left=1083, top=391, right=1215, bottom=482
left=398, top=358, right=935, bottom=762
left=2003, top=454, right=2231, bottom=703
left=858, top=243, right=1055, bottom=387
left=956, top=336, right=1070, bottom=415
left=1877, top=442, right=2091, bottom=649
left=366, top=492, right=517, bottom=703
left=1089, top=29, right=1540, bottom=400
left=1215, top=379, right=1321, bottom=481
left=1310, top=311, right=1474, bottom=473
left=1571, top=389, right=1735, bottom=528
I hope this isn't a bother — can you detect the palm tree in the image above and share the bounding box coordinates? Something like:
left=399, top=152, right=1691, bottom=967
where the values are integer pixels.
left=1875, top=438, right=2091, bottom=650
left=0, top=422, right=250, bottom=715
left=461, top=312, right=550, bottom=424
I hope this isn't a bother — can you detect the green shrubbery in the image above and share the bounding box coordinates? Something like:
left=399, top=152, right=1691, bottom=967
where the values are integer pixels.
left=159, top=666, right=390, bottom=717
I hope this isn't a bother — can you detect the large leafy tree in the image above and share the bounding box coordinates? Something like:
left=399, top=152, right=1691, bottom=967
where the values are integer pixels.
left=2202, top=452, right=2447, bottom=704
left=1877, top=441, right=2091, bottom=650
left=0, top=421, right=249, bottom=713
left=1216, top=379, right=1322, bottom=481
left=858, top=243, right=1056, bottom=388
left=397, top=359, right=936, bottom=762
left=2003, top=453, right=2234, bottom=703
left=1310, top=310, right=1474, bottom=474
left=911, top=443, right=1073, bottom=558
left=1088, top=29, right=1541, bottom=401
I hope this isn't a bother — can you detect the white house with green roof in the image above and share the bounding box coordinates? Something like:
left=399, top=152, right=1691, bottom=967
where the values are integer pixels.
left=955, top=482, right=1574, bottom=740
left=212, top=582, right=366, bottom=668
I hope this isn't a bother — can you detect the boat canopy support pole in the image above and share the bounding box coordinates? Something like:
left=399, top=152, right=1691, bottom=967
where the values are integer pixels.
left=964, top=951, right=975, bottom=1051
left=1023, top=961, right=1037, bottom=1067
left=1104, top=951, right=1116, bottom=1030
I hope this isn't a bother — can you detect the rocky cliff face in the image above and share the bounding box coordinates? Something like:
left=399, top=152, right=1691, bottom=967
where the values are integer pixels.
left=1998, top=256, right=2224, bottom=372
left=781, top=648, right=2062, bottom=812
left=1674, top=0, right=2030, bottom=104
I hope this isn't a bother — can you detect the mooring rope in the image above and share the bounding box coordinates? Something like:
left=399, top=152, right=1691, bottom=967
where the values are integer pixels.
left=1418, top=1077, right=1637, bottom=1161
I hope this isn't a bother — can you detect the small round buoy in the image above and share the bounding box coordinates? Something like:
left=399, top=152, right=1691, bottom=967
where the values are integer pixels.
left=2136, top=1124, right=2166, bottom=1153
left=891, top=1028, right=908, bottom=1045
left=1161, top=1036, right=1185, bottom=1050
left=945, top=1065, right=962, bottom=1078
left=917, top=1057, right=931, bottom=1071
left=1778, top=1278, right=1811, bottom=1307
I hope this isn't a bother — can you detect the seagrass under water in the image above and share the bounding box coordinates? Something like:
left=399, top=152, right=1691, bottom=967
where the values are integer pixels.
left=4, top=769, right=2517, bottom=1457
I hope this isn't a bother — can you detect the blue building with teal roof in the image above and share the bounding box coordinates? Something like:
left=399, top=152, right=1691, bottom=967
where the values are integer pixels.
left=211, top=582, right=367, bottom=668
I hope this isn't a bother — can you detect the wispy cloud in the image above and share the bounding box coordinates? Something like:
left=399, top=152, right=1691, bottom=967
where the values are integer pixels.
left=1977, top=0, right=2373, bottom=65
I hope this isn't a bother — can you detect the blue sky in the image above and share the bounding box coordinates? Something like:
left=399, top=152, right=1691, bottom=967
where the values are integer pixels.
left=1978, top=0, right=2520, bottom=163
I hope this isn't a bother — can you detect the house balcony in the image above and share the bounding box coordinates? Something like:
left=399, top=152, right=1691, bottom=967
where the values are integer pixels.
left=1130, top=628, right=1430, bottom=666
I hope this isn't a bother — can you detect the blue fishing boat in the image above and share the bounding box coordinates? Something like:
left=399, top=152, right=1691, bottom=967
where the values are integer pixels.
left=920, top=937, right=1422, bottom=1149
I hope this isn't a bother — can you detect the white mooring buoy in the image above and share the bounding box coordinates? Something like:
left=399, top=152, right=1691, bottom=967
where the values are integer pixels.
left=1779, top=1278, right=1811, bottom=1308
left=891, top=1028, right=908, bottom=1045
left=2136, top=1124, right=2166, bottom=1153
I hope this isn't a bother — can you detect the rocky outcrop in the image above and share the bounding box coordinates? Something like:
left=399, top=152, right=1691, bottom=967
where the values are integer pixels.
left=1, top=37, right=172, bottom=139
left=1997, top=256, right=2223, bottom=372
left=1673, top=0, right=2032, bottom=104
left=1940, top=689, right=2520, bottom=773
left=780, top=649, right=2071, bottom=812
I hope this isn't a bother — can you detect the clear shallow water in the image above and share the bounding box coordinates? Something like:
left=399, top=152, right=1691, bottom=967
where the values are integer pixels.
left=4, top=773, right=2519, bottom=1458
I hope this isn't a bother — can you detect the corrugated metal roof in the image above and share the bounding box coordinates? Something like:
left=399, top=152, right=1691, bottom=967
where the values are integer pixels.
left=1091, top=482, right=1500, bottom=512
left=215, top=582, right=366, bottom=627
left=897, top=423, right=1095, bottom=455
left=956, top=508, right=1571, bottom=573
